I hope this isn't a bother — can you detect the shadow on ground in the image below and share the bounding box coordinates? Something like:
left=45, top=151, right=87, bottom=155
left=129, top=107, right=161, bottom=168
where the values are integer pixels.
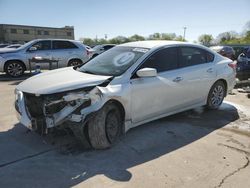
left=0, top=72, right=30, bottom=82
left=0, top=103, right=239, bottom=187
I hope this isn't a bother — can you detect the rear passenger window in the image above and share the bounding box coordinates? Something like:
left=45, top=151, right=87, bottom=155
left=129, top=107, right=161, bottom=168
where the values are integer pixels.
left=179, top=47, right=212, bottom=68
left=53, top=41, right=77, bottom=49
left=139, top=47, right=178, bottom=73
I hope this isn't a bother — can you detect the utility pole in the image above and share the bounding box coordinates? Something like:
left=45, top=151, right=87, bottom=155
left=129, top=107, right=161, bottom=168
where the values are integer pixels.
left=183, top=27, right=187, bottom=41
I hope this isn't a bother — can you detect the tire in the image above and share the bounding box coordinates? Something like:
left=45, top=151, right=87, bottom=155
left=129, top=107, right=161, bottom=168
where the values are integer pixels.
left=68, top=59, right=82, bottom=67
left=70, top=122, right=92, bottom=149
left=88, top=102, right=122, bottom=149
left=5, top=61, right=25, bottom=77
left=206, top=81, right=226, bottom=110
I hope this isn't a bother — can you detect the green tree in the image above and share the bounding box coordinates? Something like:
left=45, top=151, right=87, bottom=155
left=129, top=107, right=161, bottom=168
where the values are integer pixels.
left=79, top=38, right=95, bottom=46
left=108, top=36, right=129, bottom=44
left=129, top=34, right=145, bottom=41
left=149, top=33, right=161, bottom=40
left=161, top=33, right=176, bottom=40
left=198, top=34, right=213, bottom=46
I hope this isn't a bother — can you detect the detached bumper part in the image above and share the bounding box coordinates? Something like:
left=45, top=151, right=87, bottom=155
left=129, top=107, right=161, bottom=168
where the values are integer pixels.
left=15, top=90, right=32, bottom=129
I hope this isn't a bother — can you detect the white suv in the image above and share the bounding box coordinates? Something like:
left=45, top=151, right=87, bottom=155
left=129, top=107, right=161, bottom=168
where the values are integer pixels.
left=15, top=40, right=235, bottom=149
left=0, top=39, right=89, bottom=77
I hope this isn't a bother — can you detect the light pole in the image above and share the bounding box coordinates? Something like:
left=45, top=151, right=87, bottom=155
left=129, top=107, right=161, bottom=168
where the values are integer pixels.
left=183, top=27, right=187, bottom=41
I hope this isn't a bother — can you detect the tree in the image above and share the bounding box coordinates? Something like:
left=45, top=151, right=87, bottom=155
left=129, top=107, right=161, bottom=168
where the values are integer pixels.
left=198, top=34, right=213, bottom=46
left=108, top=36, right=129, bottom=44
left=216, top=31, right=238, bottom=43
left=129, top=34, right=145, bottom=41
left=161, top=33, right=176, bottom=40
left=148, top=33, right=161, bottom=40
left=79, top=38, right=95, bottom=46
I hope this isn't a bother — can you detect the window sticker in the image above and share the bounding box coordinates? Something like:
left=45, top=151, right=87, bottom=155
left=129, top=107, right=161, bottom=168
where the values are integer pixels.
left=132, top=48, right=149, bottom=53
left=113, top=52, right=135, bottom=66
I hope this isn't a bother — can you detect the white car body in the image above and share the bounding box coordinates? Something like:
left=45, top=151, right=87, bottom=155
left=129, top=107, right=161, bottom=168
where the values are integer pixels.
left=15, top=40, right=235, bottom=136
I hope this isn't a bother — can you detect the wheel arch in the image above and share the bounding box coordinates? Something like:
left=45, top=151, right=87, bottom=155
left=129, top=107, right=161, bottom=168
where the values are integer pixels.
left=213, top=79, right=228, bottom=96
left=4, top=59, right=27, bottom=72
left=104, top=99, right=126, bottom=123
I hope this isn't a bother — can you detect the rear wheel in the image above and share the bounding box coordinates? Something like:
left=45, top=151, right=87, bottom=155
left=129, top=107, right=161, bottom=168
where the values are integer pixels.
left=5, top=61, right=25, bottom=77
left=206, top=81, right=226, bottom=110
left=88, top=102, right=122, bottom=149
left=68, top=59, right=82, bottom=66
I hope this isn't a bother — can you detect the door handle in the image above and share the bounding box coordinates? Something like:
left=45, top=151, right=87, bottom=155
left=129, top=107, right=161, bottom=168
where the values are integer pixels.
left=173, top=77, right=183, bottom=82
left=207, top=68, right=214, bottom=73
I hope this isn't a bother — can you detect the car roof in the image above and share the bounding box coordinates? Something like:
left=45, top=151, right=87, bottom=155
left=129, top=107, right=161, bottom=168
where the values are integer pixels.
left=31, top=39, right=78, bottom=43
left=118, top=40, right=188, bottom=49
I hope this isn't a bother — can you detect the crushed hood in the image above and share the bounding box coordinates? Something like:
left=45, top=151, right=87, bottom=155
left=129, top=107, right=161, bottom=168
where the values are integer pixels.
left=16, top=67, right=112, bottom=94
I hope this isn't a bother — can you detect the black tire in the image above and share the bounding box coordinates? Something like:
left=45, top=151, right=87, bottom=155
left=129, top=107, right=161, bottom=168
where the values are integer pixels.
left=5, top=61, right=25, bottom=77
left=88, top=102, right=122, bottom=149
left=68, top=59, right=82, bottom=67
left=206, top=81, right=226, bottom=110
left=70, top=123, right=92, bottom=149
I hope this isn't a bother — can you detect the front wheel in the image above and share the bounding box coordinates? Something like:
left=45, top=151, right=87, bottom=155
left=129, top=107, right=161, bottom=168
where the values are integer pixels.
left=5, top=61, right=25, bottom=77
left=206, top=81, right=226, bottom=110
left=88, top=102, right=123, bottom=149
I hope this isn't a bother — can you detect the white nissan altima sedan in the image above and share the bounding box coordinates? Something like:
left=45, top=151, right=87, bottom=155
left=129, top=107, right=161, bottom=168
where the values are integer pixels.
left=15, top=40, right=236, bottom=149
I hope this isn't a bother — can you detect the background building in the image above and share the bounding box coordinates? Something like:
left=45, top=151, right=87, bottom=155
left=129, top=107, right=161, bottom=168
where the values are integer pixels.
left=0, top=24, right=74, bottom=44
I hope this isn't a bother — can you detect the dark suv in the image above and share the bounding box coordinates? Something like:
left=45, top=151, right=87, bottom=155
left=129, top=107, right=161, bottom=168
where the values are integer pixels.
left=237, top=47, right=250, bottom=80
left=210, top=46, right=236, bottom=60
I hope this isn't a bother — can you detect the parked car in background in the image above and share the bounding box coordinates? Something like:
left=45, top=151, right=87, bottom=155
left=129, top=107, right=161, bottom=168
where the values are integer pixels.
left=0, top=39, right=89, bottom=77
left=85, top=45, right=94, bottom=59
left=15, top=40, right=235, bottom=149
left=210, top=46, right=236, bottom=60
left=5, top=44, right=22, bottom=49
left=0, top=44, right=9, bottom=48
left=91, top=44, right=116, bottom=58
left=237, top=47, right=250, bottom=80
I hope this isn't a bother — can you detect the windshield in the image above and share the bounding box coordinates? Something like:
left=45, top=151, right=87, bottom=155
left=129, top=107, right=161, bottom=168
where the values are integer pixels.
left=79, top=46, right=149, bottom=76
left=18, top=40, right=36, bottom=50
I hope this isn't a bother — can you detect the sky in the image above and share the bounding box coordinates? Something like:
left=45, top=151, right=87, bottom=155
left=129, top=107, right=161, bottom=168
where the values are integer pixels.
left=0, top=0, right=249, bottom=42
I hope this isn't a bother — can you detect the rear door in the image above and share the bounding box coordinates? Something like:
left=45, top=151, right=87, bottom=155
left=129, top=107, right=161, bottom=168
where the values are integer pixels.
left=176, top=46, right=216, bottom=105
left=52, top=40, right=79, bottom=68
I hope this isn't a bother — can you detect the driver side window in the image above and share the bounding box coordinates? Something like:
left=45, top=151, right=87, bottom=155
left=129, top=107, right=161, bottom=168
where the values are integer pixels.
left=31, top=40, right=51, bottom=50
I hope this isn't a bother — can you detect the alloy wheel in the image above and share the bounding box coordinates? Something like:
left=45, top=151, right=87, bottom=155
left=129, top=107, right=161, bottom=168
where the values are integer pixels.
left=7, top=62, right=24, bottom=77
left=211, top=85, right=224, bottom=107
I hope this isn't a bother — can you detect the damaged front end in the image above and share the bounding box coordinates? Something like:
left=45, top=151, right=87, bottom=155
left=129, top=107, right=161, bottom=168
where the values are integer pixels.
left=15, top=86, right=104, bottom=134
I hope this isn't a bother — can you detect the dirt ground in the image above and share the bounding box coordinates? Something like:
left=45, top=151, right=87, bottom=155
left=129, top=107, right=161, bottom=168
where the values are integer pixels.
left=0, top=76, right=250, bottom=188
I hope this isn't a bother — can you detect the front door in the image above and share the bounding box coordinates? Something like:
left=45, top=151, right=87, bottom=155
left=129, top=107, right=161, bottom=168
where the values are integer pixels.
left=130, top=47, right=183, bottom=123
left=26, top=40, right=52, bottom=70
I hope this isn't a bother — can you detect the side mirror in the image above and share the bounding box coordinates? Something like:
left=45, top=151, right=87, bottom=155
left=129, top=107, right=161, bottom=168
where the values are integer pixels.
left=29, top=46, right=37, bottom=51
left=136, top=68, right=157, bottom=78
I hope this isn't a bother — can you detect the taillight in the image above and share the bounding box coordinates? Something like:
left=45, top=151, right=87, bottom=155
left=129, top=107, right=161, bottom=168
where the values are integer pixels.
left=86, top=50, right=90, bottom=56
left=228, top=62, right=237, bottom=70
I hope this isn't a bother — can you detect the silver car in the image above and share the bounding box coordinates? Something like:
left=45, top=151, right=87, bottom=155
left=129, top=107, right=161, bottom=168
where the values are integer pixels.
left=15, top=40, right=235, bottom=149
left=0, top=39, right=89, bottom=77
